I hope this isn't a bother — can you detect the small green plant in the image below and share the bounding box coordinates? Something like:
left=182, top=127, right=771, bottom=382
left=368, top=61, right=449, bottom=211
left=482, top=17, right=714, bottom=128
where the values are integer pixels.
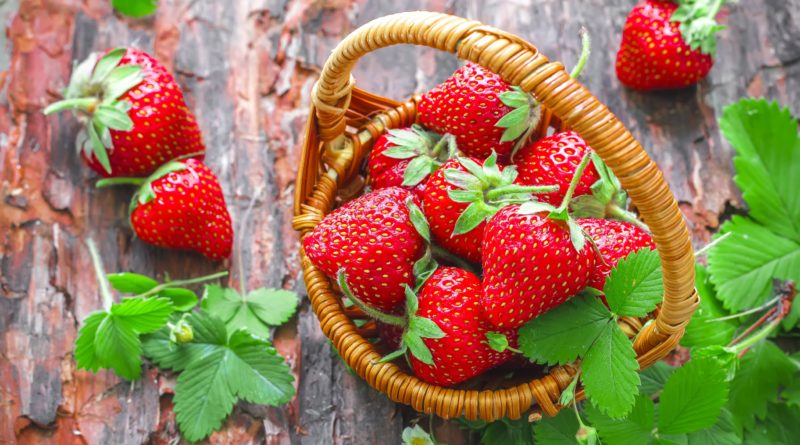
left=112, top=0, right=158, bottom=18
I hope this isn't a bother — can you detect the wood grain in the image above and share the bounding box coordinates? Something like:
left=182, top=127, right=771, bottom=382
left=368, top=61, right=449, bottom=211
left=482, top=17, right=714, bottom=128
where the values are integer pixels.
left=1, top=0, right=798, bottom=444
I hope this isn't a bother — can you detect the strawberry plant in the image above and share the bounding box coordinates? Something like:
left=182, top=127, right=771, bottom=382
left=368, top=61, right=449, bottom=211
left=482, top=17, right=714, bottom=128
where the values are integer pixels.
left=74, top=238, right=298, bottom=442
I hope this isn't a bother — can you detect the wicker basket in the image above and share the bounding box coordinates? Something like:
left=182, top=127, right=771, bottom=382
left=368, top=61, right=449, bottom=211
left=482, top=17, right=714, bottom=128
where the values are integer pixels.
left=292, top=11, right=699, bottom=420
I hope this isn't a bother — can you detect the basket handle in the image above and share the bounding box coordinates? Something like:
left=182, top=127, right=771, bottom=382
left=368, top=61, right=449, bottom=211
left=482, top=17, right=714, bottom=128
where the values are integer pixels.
left=306, top=11, right=697, bottom=348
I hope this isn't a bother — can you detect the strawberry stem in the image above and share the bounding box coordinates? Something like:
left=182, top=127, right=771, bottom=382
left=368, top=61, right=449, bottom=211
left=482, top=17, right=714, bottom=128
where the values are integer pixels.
left=485, top=184, right=559, bottom=200
left=694, top=232, right=732, bottom=258
left=135, top=271, right=229, bottom=299
left=430, top=133, right=451, bottom=158
left=96, top=177, right=147, bottom=188
left=569, top=27, right=591, bottom=79
left=86, top=238, right=114, bottom=312
left=555, top=151, right=592, bottom=214
left=607, top=204, right=650, bottom=232
left=337, top=270, right=406, bottom=327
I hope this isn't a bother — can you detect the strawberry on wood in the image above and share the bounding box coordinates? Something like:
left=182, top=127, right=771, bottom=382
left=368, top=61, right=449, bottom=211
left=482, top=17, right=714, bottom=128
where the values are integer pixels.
left=616, top=0, right=726, bottom=90
left=97, top=158, right=232, bottom=260
left=44, top=48, right=205, bottom=177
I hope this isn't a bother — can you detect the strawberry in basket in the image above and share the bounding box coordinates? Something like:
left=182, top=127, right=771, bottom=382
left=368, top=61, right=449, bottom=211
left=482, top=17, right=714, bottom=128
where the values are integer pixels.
left=342, top=266, right=517, bottom=387
left=579, top=218, right=655, bottom=291
left=418, top=63, right=540, bottom=160
left=481, top=153, right=597, bottom=328
left=303, top=187, right=427, bottom=312
left=44, top=48, right=205, bottom=177
left=368, top=125, right=455, bottom=199
left=423, top=152, right=557, bottom=263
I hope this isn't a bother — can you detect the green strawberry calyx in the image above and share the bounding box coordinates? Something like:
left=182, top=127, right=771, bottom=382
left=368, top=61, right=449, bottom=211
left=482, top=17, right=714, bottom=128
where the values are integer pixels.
left=445, top=151, right=558, bottom=236
left=569, top=153, right=650, bottom=232
left=380, top=125, right=457, bottom=187
left=672, top=0, right=727, bottom=55
left=43, top=48, right=144, bottom=174
left=484, top=332, right=521, bottom=354
left=97, top=160, right=189, bottom=213
left=336, top=269, right=445, bottom=366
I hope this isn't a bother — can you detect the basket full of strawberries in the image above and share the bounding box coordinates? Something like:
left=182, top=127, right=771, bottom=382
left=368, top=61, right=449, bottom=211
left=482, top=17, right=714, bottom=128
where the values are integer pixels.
left=293, top=11, right=699, bottom=421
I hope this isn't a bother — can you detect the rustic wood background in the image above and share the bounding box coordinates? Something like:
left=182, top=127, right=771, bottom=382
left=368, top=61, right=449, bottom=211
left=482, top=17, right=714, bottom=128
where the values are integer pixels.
left=1, top=0, right=798, bottom=444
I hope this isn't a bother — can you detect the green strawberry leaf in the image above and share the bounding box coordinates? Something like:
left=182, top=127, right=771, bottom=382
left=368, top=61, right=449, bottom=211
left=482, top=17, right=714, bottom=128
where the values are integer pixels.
left=201, top=285, right=298, bottom=339
left=586, top=395, right=655, bottom=445
left=742, top=402, right=800, bottom=445
left=171, top=311, right=295, bottom=442
left=603, top=249, right=663, bottom=318
left=691, top=345, right=738, bottom=381
left=497, top=105, right=531, bottom=142
left=518, top=295, right=612, bottom=366
left=103, top=65, right=144, bottom=101
left=707, top=216, right=800, bottom=311
left=532, top=409, right=580, bottom=445
left=658, top=357, right=729, bottom=435
left=687, top=409, right=742, bottom=445
left=728, top=341, right=795, bottom=431
left=403, top=156, right=438, bottom=186
left=485, top=332, right=519, bottom=354
left=107, top=272, right=159, bottom=294
left=403, top=331, right=434, bottom=365
left=639, top=361, right=675, bottom=396
left=406, top=199, right=430, bottom=242
left=582, top=322, right=640, bottom=418
left=719, top=99, right=800, bottom=240
left=76, top=297, right=173, bottom=380
left=112, top=0, right=158, bottom=17
left=681, top=264, right=736, bottom=347
left=408, top=316, right=445, bottom=339
left=87, top=121, right=112, bottom=174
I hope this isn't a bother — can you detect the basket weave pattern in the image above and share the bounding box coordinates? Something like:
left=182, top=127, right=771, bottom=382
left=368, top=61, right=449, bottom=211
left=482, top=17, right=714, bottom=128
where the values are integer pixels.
left=292, top=11, right=699, bottom=420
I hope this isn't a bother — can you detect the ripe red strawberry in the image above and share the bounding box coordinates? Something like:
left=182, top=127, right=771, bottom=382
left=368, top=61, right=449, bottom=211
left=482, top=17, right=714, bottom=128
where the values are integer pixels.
left=97, top=158, right=232, bottom=260
left=616, top=0, right=725, bottom=90
left=481, top=205, right=596, bottom=328
left=423, top=154, right=556, bottom=263
left=303, top=187, right=426, bottom=312
left=44, top=48, right=205, bottom=177
left=579, top=218, right=655, bottom=290
left=350, top=267, right=516, bottom=386
left=418, top=63, right=540, bottom=160
left=515, top=131, right=600, bottom=206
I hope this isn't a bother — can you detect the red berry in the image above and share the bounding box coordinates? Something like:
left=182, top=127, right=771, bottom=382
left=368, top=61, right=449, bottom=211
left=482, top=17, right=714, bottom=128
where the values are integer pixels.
left=579, top=218, right=655, bottom=290
left=303, top=187, right=426, bottom=312
left=45, top=48, right=205, bottom=177
left=409, top=267, right=516, bottom=386
left=130, top=158, right=232, bottom=260
left=616, top=0, right=717, bottom=90
left=481, top=205, right=596, bottom=328
left=418, top=63, right=539, bottom=160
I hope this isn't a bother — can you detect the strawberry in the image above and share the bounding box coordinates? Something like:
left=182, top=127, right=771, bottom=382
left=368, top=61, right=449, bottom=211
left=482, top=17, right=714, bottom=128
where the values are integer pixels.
left=97, top=158, right=232, bottom=260
left=578, top=218, right=655, bottom=290
left=367, top=125, right=453, bottom=198
left=481, top=153, right=597, bottom=328
left=418, top=63, right=540, bottom=160
left=423, top=153, right=556, bottom=263
left=303, top=187, right=426, bottom=312
left=616, top=0, right=725, bottom=90
left=515, top=131, right=600, bottom=205
left=341, top=267, right=516, bottom=387
left=44, top=48, right=205, bottom=177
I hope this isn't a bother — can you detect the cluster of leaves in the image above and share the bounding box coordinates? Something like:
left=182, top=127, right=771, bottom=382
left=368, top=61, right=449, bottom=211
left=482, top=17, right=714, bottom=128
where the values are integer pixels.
left=74, top=256, right=299, bottom=442
left=439, top=98, right=800, bottom=444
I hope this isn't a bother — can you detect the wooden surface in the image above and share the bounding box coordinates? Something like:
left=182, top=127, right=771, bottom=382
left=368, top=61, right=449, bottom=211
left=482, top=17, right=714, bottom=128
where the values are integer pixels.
left=1, top=0, right=798, bottom=444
